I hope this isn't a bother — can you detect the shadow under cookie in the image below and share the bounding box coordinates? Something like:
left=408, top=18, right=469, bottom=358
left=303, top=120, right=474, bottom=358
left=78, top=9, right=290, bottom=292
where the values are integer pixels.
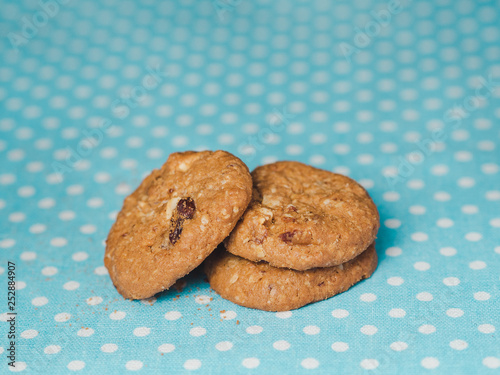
left=204, top=243, right=378, bottom=311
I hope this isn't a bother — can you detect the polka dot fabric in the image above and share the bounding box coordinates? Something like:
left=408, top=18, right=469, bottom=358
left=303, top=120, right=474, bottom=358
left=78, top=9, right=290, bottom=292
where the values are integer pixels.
left=1, top=0, right=499, bottom=373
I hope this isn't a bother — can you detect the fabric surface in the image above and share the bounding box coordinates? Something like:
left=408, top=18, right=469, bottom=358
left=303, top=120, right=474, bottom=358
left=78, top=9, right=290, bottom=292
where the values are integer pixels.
left=1, top=0, right=499, bottom=373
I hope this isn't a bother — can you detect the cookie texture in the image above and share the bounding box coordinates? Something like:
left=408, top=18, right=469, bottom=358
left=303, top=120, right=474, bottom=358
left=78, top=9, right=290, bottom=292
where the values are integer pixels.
left=105, top=150, right=252, bottom=299
left=205, top=243, right=378, bottom=311
left=225, top=161, right=379, bottom=270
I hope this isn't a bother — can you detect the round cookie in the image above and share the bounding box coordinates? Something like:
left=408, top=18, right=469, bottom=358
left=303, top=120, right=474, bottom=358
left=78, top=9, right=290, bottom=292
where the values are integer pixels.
left=105, top=150, right=252, bottom=299
left=225, top=161, right=379, bottom=270
left=205, top=243, right=378, bottom=311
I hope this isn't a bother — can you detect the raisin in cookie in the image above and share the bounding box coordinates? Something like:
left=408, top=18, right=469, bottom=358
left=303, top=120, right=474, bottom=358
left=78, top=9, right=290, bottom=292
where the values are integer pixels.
left=104, top=150, right=252, bottom=299
left=225, top=161, right=379, bottom=270
left=205, top=243, right=378, bottom=311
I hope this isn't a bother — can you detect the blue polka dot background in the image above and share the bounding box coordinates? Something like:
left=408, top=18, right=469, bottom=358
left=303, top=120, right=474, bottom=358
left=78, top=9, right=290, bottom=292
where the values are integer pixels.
left=1, top=0, right=499, bottom=373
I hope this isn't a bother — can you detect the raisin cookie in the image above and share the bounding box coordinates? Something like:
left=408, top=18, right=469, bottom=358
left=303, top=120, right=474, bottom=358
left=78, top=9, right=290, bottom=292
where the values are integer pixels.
left=105, top=150, right=252, bottom=299
left=225, top=161, right=379, bottom=270
left=205, top=243, right=378, bottom=311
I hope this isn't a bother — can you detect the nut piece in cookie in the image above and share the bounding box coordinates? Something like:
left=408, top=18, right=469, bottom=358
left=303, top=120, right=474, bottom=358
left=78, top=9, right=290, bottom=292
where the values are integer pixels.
left=225, top=161, right=380, bottom=270
left=205, top=243, right=378, bottom=311
left=104, top=150, right=253, bottom=299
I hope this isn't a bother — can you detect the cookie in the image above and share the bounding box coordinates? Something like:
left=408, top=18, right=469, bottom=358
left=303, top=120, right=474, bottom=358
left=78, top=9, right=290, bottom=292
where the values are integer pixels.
left=225, top=161, right=379, bottom=270
left=104, top=150, right=252, bottom=299
left=205, top=243, right=378, bottom=311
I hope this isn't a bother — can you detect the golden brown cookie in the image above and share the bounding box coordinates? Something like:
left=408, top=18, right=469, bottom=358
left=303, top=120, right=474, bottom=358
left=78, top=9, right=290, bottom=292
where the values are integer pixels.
left=104, top=150, right=252, bottom=299
left=205, top=243, right=378, bottom=311
left=225, top=161, right=379, bottom=270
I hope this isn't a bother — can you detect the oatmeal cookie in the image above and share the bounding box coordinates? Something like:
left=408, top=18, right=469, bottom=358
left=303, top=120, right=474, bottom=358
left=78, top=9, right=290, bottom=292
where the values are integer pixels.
left=205, top=243, right=378, bottom=311
left=225, top=161, right=379, bottom=270
left=104, top=150, right=252, bottom=299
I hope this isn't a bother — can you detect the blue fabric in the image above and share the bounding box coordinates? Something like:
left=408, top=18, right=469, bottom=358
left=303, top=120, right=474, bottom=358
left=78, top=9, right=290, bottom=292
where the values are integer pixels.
left=1, top=0, right=499, bottom=373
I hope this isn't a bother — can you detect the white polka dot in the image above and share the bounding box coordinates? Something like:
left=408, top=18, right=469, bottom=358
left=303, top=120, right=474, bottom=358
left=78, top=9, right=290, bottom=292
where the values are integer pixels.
left=389, top=308, right=406, bottom=318
left=9, top=212, right=25, bottom=223
left=94, top=266, right=108, bottom=275
left=20, top=251, right=37, bottom=261
left=17, top=186, right=35, bottom=197
left=0, top=239, right=12, bottom=249
left=443, top=277, right=460, bottom=286
left=332, top=309, right=349, bottom=318
left=63, top=281, right=80, bottom=291
left=440, top=247, right=457, bottom=256
left=50, top=237, right=67, bottom=247
left=474, top=292, right=491, bottom=301
left=276, top=311, right=292, bottom=319
left=77, top=328, right=94, bottom=337
left=32, top=297, right=48, bottom=306
left=54, top=312, right=71, bottom=322
left=450, top=340, right=468, bottom=350
left=409, top=205, right=426, bottom=215
left=360, top=325, right=378, bottom=335
left=303, top=325, right=320, bottom=335
left=126, top=360, right=143, bottom=371
left=44, top=345, right=61, bottom=354
left=183, top=359, right=201, bottom=370
left=461, top=205, right=478, bottom=214
left=360, top=359, right=379, bottom=370
left=446, top=308, right=464, bottom=318
left=469, top=260, right=486, bottom=270
left=301, top=358, right=319, bottom=369
left=421, top=357, right=439, bottom=369
left=418, top=324, right=436, bottom=334
left=431, top=164, right=449, bottom=176
left=29, top=224, right=46, bottom=234
left=59, top=210, right=76, bottom=221
left=360, top=293, right=377, bottom=302
left=434, top=191, right=451, bottom=201
left=490, top=218, right=500, bottom=228
left=101, top=343, right=118, bottom=353
left=21, top=329, right=38, bottom=339
left=42, top=266, right=58, bottom=276
left=478, top=324, right=495, bottom=334
left=164, top=311, right=182, bottom=320
left=220, top=310, right=236, bottom=320
left=482, top=163, right=499, bottom=174
left=242, top=358, right=260, bottom=369
left=331, top=342, right=349, bottom=352
left=133, top=327, right=151, bottom=337
left=158, top=343, right=175, bottom=353
left=80, top=224, right=96, bottom=234
left=72, top=252, right=88, bottom=261
left=483, top=357, right=500, bottom=369
left=386, top=247, right=402, bottom=257
left=387, top=277, right=404, bottom=286
left=195, top=295, right=212, bottom=304
left=246, top=325, right=263, bottom=334
left=416, top=292, right=433, bottom=301
left=66, top=185, right=84, bottom=195
left=437, top=218, right=454, bottom=228
left=390, top=342, right=408, bottom=351
left=67, top=360, right=85, bottom=371
left=9, top=362, right=27, bottom=372
left=110, top=311, right=126, bottom=320
left=465, top=232, right=482, bottom=242
left=38, top=198, right=56, bottom=209
left=383, top=192, right=400, bottom=202
left=85, top=296, right=102, bottom=305
left=273, top=340, right=290, bottom=351
left=485, top=191, right=500, bottom=201
left=414, top=262, right=430, bottom=271
left=190, top=327, right=206, bottom=337
left=412, top=233, right=428, bottom=242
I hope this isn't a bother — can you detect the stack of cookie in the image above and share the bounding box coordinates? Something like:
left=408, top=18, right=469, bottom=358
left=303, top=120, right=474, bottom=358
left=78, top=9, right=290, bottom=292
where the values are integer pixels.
left=205, top=161, right=379, bottom=311
left=105, top=151, right=379, bottom=311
